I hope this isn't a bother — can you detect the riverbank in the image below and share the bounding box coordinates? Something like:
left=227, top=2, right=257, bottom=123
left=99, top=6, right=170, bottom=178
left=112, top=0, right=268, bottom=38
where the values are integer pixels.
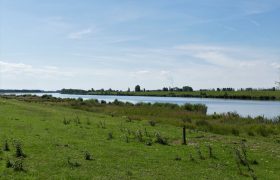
left=0, top=95, right=280, bottom=179
left=62, top=90, right=280, bottom=101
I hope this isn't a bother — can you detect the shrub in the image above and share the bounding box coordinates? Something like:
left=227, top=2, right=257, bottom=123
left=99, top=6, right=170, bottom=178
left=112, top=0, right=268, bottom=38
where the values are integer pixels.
left=135, top=130, right=143, bottom=142
left=196, top=146, right=205, bottom=160
left=84, top=151, right=93, bottom=161
left=148, top=120, right=156, bottom=126
left=63, top=118, right=71, bottom=125
left=247, top=131, right=255, bottom=136
left=256, top=126, right=274, bottom=137
left=107, top=132, right=113, bottom=140
left=174, top=156, right=182, bottom=161
left=67, top=157, right=81, bottom=168
left=14, top=142, right=26, bottom=158
left=97, top=121, right=106, bottom=129
left=154, top=132, right=168, bottom=145
left=6, top=159, right=13, bottom=168
left=13, top=159, right=24, bottom=172
left=145, top=139, right=152, bottom=146
left=232, top=128, right=240, bottom=136
left=3, top=140, right=10, bottom=151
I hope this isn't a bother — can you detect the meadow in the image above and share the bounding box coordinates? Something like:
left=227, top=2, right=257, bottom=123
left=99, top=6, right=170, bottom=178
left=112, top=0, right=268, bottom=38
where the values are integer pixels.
left=0, top=95, right=280, bottom=179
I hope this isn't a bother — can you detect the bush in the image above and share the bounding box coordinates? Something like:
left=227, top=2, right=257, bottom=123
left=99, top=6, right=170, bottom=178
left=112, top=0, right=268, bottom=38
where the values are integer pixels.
left=107, top=132, right=113, bottom=140
left=232, top=128, right=240, bottom=136
left=84, top=151, right=93, bottom=160
left=148, top=120, right=156, bottom=126
left=3, top=140, right=10, bottom=151
left=256, top=126, right=274, bottom=137
left=14, top=142, right=26, bottom=158
left=154, top=132, right=168, bottom=145
left=13, top=159, right=24, bottom=171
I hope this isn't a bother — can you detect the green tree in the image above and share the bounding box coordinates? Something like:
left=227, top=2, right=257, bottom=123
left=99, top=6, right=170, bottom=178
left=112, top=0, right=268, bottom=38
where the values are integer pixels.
left=135, top=85, right=141, bottom=92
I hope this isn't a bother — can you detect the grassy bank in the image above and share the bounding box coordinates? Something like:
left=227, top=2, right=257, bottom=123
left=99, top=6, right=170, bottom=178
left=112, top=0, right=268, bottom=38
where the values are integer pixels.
left=86, top=90, right=280, bottom=101
left=0, top=95, right=280, bottom=179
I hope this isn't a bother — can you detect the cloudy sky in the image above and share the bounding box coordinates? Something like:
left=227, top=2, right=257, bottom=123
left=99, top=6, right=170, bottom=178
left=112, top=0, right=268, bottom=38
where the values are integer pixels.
left=0, top=0, right=280, bottom=90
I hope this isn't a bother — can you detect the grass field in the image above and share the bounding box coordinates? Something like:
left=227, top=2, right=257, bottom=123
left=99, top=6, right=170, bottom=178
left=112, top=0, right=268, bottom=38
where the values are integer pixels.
left=0, top=96, right=280, bottom=179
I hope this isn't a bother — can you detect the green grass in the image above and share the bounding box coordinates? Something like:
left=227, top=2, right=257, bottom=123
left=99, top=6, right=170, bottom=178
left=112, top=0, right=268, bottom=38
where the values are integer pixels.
left=0, top=97, right=280, bottom=179
left=88, top=90, right=280, bottom=101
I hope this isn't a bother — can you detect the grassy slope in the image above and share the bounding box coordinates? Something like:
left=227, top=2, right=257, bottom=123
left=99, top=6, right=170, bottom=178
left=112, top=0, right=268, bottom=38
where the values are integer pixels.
left=0, top=98, right=280, bottom=179
left=89, top=90, right=280, bottom=100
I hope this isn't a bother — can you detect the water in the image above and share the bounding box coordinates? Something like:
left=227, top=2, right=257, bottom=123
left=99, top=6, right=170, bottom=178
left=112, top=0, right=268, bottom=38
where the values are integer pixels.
left=5, top=93, right=280, bottom=118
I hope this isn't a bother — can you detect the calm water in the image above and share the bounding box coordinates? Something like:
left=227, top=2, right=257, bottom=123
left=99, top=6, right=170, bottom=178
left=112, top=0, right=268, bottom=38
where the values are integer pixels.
left=6, top=93, right=280, bottom=118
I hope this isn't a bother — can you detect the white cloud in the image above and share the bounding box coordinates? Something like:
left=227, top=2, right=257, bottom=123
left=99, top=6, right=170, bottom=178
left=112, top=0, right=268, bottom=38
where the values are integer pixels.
left=0, top=61, right=73, bottom=78
left=68, top=28, right=95, bottom=39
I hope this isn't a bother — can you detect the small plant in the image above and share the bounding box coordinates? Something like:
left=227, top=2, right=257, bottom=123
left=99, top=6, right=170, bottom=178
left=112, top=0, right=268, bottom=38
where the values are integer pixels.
left=247, top=131, right=255, bottom=136
left=154, top=132, right=168, bottom=145
left=63, top=118, right=71, bottom=125
left=232, top=128, right=240, bottom=136
left=98, top=120, right=106, bottom=129
left=148, top=120, right=156, bottom=126
left=84, top=151, right=93, bottom=161
left=74, top=116, right=81, bottom=125
left=135, top=130, right=143, bottom=142
left=124, top=134, right=129, bottom=143
left=145, top=139, right=152, bottom=146
left=126, top=117, right=132, bottom=123
left=13, top=159, right=24, bottom=172
left=86, top=118, right=91, bottom=125
left=107, top=132, right=113, bottom=140
left=67, top=157, right=81, bottom=168
left=3, top=140, right=10, bottom=151
left=6, top=159, right=13, bottom=168
left=189, top=154, right=195, bottom=162
left=126, top=170, right=133, bottom=176
left=144, top=128, right=150, bottom=137
left=174, top=155, right=182, bottom=161
left=14, top=142, right=26, bottom=158
left=196, top=146, right=205, bottom=160
left=207, top=145, right=216, bottom=159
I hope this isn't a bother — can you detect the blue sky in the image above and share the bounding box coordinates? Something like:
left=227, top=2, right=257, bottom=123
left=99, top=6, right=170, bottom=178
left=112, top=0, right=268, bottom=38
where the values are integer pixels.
left=0, top=0, right=280, bottom=90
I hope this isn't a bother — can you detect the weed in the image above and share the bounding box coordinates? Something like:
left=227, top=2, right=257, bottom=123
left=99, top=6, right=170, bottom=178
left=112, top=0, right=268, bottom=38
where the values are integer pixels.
left=13, top=159, right=25, bottom=172
left=232, top=128, right=240, bottom=136
left=3, top=140, right=10, bottom=151
left=145, top=139, right=152, bottom=146
left=154, top=132, right=168, bottom=145
left=86, top=118, right=91, bottom=125
left=84, top=151, right=93, bottom=161
left=74, top=116, right=81, bottom=125
left=107, top=132, right=113, bottom=140
left=126, top=116, right=133, bottom=123
left=67, top=157, right=81, bottom=168
left=135, top=130, right=143, bottom=142
left=174, top=156, right=182, bottom=161
left=196, top=146, right=205, bottom=160
left=98, top=120, right=106, bottom=129
left=63, top=118, right=71, bottom=125
left=207, top=145, right=216, bottom=159
left=14, top=142, right=26, bottom=158
left=144, top=128, right=150, bottom=137
left=189, top=154, right=195, bottom=162
left=6, top=159, right=13, bottom=168
left=148, top=120, right=156, bottom=126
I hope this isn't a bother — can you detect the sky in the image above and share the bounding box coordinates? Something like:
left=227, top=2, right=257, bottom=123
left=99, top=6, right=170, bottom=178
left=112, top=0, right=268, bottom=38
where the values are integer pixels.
left=0, top=0, right=280, bottom=90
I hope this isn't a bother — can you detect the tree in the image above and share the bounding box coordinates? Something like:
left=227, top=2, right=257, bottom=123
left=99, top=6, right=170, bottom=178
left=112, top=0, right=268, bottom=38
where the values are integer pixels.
left=135, top=85, right=141, bottom=92
left=182, top=86, right=193, bottom=92
left=162, top=87, right=168, bottom=91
